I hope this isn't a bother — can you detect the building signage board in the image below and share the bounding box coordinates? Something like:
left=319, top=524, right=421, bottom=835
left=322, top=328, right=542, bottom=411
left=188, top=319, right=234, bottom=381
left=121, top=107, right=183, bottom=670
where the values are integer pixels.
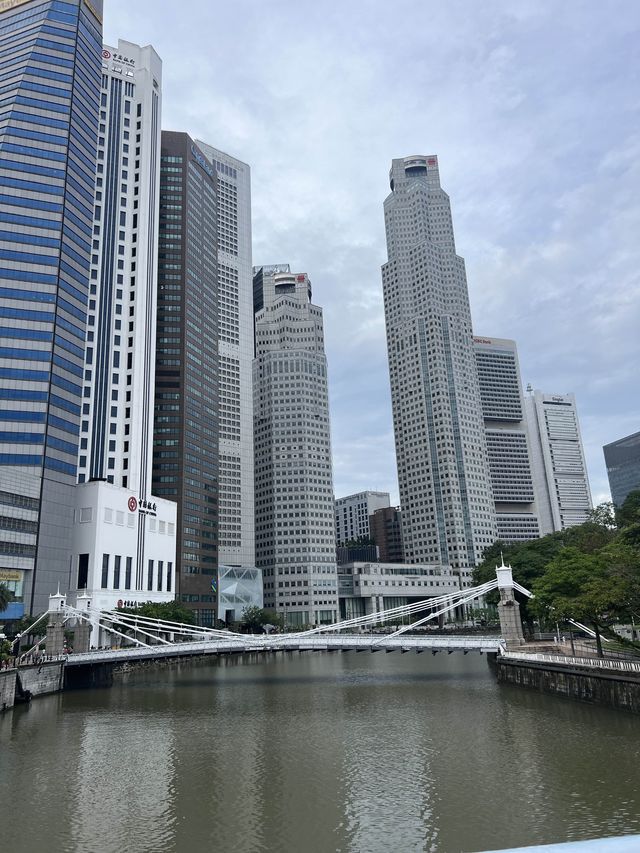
left=191, top=143, right=214, bottom=177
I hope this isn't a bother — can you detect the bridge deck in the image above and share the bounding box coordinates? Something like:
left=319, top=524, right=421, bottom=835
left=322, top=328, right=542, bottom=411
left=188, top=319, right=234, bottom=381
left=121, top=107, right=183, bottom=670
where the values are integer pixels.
left=65, top=634, right=503, bottom=666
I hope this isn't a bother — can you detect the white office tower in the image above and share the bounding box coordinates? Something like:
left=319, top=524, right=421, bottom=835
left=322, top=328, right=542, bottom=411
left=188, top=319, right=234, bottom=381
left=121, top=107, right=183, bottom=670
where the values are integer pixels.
left=335, top=491, right=390, bottom=544
left=381, top=155, right=497, bottom=584
left=254, top=267, right=338, bottom=627
left=195, top=141, right=255, bottom=570
left=474, top=337, right=540, bottom=542
left=524, top=391, right=592, bottom=533
left=71, top=41, right=175, bottom=612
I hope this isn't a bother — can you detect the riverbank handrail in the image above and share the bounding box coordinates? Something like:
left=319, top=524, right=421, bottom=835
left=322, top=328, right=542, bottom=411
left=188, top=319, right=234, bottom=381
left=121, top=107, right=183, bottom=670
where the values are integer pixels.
left=500, top=651, right=640, bottom=674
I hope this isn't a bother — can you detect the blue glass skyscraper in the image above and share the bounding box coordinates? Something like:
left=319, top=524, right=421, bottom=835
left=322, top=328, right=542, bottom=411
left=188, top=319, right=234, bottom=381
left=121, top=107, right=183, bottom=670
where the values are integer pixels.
left=0, top=0, right=102, bottom=617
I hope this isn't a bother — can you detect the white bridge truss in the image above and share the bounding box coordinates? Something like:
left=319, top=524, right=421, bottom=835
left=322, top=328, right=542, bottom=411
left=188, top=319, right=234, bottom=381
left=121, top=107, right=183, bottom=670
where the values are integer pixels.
left=54, top=577, right=518, bottom=665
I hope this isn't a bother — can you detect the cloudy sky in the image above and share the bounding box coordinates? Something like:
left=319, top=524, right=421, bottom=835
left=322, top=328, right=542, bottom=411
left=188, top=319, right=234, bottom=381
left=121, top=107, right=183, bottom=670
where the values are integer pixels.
left=106, top=0, right=640, bottom=506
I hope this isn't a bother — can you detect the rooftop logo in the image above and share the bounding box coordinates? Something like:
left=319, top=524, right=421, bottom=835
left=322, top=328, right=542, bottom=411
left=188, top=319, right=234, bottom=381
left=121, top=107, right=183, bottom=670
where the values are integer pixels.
left=191, top=144, right=213, bottom=177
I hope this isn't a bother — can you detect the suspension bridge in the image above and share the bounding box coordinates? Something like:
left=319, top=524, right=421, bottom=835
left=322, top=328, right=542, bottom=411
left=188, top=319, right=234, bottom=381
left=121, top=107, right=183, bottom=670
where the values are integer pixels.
left=21, top=564, right=542, bottom=671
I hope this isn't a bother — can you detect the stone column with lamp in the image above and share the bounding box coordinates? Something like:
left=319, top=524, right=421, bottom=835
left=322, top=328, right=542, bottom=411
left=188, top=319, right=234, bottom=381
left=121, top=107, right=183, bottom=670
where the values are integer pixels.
left=496, top=559, right=526, bottom=648
left=45, top=589, right=66, bottom=657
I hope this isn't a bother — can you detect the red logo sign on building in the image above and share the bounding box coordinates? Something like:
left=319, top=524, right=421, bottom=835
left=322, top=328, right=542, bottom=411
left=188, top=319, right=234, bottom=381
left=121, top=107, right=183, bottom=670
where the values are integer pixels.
left=102, top=49, right=111, bottom=59
left=127, top=496, right=137, bottom=512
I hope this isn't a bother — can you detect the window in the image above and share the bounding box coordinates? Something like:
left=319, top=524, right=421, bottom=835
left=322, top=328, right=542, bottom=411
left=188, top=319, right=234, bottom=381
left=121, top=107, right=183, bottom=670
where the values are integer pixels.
left=125, top=556, right=132, bottom=590
left=78, top=553, right=89, bottom=590
left=101, top=554, right=109, bottom=589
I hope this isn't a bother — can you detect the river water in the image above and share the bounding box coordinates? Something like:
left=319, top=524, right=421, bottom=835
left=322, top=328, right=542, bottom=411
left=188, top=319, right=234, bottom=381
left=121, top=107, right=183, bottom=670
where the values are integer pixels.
left=1, top=652, right=639, bottom=853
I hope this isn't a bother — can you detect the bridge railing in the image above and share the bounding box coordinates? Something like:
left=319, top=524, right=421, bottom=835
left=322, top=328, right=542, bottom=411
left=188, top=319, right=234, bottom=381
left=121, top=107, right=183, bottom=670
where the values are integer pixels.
left=501, top=651, right=640, bottom=674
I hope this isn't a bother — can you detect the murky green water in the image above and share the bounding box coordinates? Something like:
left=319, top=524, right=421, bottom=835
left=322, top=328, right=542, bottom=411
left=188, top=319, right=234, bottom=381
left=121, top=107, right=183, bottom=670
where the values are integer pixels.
left=1, top=652, right=639, bottom=852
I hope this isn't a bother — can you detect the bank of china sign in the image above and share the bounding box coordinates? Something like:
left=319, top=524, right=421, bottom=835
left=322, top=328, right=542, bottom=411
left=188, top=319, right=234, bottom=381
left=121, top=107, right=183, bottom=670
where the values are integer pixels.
left=128, top=496, right=157, bottom=518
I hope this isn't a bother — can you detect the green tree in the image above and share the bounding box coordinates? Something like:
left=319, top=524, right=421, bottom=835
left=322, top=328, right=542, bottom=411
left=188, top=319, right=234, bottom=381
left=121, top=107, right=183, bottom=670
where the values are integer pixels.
left=0, top=582, right=14, bottom=612
left=117, top=600, right=196, bottom=625
left=531, top=547, right=633, bottom=656
left=240, top=606, right=284, bottom=634
left=615, top=489, right=640, bottom=529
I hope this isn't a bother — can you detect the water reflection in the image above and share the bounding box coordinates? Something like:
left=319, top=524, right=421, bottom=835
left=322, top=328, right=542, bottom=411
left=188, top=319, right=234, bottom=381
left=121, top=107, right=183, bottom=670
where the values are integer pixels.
left=1, top=652, right=639, bottom=853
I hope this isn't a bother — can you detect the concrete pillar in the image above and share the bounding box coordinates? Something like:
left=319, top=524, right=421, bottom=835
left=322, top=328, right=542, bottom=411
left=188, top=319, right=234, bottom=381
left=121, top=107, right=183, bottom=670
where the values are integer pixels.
left=496, top=561, right=526, bottom=648
left=73, top=592, right=93, bottom=653
left=45, top=589, right=66, bottom=657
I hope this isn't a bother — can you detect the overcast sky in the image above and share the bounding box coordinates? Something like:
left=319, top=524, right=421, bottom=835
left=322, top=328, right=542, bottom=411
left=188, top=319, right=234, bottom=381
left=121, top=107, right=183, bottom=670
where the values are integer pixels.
left=106, top=0, right=640, bottom=506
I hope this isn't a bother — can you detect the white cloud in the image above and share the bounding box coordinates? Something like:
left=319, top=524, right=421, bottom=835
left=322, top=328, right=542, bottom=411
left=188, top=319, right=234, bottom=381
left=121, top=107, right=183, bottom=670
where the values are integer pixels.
left=105, top=0, right=640, bottom=508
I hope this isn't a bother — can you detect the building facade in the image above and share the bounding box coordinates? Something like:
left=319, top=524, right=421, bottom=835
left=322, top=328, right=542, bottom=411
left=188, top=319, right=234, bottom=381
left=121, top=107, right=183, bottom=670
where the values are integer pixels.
left=0, top=0, right=103, bottom=616
left=370, top=505, right=404, bottom=563
left=381, top=155, right=496, bottom=584
left=69, top=39, right=176, bottom=615
left=334, top=490, right=390, bottom=544
left=338, top=561, right=459, bottom=620
left=524, top=390, right=592, bottom=532
left=195, top=141, right=255, bottom=572
left=152, top=131, right=219, bottom=625
left=603, top=430, right=640, bottom=508
left=253, top=267, right=338, bottom=626
left=474, top=336, right=540, bottom=542
left=77, top=40, right=161, bottom=492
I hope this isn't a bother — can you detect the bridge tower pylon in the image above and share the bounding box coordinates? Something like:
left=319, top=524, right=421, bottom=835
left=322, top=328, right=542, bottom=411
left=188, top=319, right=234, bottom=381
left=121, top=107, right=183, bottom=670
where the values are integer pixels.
left=495, top=559, right=526, bottom=648
left=45, top=589, right=66, bottom=657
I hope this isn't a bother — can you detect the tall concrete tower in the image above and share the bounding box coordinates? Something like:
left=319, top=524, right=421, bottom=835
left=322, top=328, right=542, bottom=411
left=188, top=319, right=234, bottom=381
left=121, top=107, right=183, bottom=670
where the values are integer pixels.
left=77, top=40, right=162, bottom=494
left=195, top=141, right=255, bottom=572
left=381, top=155, right=496, bottom=584
left=253, top=266, right=338, bottom=627
left=524, top=390, right=592, bottom=533
left=474, top=336, right=540, bottom=542
left=152, top=131, right=219, bottom=626
left=70, top=40, right=176, bottom=614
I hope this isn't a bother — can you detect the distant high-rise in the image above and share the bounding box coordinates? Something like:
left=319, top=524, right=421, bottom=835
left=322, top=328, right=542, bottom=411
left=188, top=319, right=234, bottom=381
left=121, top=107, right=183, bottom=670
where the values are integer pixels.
left=195, top=141, right=255, bottom=571
left=370, top=506, right=404, bottom=563
left=152, top=131, right=219, bottom=625
left=0, top=0, right=103, bottom=616
left=254, top=267, right=338, bottom=626
left=381, top=155, right=496, bottom=583
left=334, top=490, right=390, bottom=545
left=474, top=337, right=540, bottom=542
left=70, top=40, right=176, bottom=615
left=524, top=391, right=592, bottom=532
left=603, top=430, right=640, bottom=508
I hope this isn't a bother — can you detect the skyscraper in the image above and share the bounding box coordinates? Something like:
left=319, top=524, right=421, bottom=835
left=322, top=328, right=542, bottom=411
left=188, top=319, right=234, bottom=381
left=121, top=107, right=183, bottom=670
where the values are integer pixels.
left=604, top=430, right=640, bottom=508
left=381, top=155, right=496, bottom=583
left=254, top=266, right=338, bottom=626
left=152, top=131, right=219, bottom=625
left=474, top=336, right=540, bottom=542
left=77, top=40, right=161, bottom=493
left=195, top=141, right=255, bottom=572
left=69, top=40, right=176, bottom=614
left=334, top=490, right=390, bottom=545
left=524, top=390, right=592, bottom=532
left=0, top=0, right=103, bottom=616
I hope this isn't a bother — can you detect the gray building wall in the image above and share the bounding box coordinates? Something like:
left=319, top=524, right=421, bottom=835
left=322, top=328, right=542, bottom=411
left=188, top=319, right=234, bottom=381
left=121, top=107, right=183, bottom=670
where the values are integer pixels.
left=604, top=431, right=640, bottom=508
left=524, top=391, right=592, bottom=533
left=474, top=336, right=540, bottom=543
left=254, top=268, right=338, bottom=627
left=381, top=155, right=496, bottom=583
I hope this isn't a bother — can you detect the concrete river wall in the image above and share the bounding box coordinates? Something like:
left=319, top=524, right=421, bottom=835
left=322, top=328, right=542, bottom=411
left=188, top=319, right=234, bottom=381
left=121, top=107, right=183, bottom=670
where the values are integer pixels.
left=497, top=652, right=640, bottom=714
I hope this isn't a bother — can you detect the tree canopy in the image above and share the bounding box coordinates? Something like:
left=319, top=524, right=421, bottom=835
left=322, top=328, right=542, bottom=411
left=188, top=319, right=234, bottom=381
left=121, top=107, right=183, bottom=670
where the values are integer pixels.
left=116, top=600, right=196, bottom=625
left=0, top=582, right=14, bottom=613
left=473, top=490, right=640, bottom=655
left=240, top=606, right=285, bottom=634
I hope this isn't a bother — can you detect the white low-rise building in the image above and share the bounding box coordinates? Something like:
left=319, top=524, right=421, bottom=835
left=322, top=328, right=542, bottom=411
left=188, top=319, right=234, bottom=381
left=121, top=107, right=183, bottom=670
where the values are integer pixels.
left=71, top=480, right=176, bottom=616
left=338, top=561, right=461, bottom=620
